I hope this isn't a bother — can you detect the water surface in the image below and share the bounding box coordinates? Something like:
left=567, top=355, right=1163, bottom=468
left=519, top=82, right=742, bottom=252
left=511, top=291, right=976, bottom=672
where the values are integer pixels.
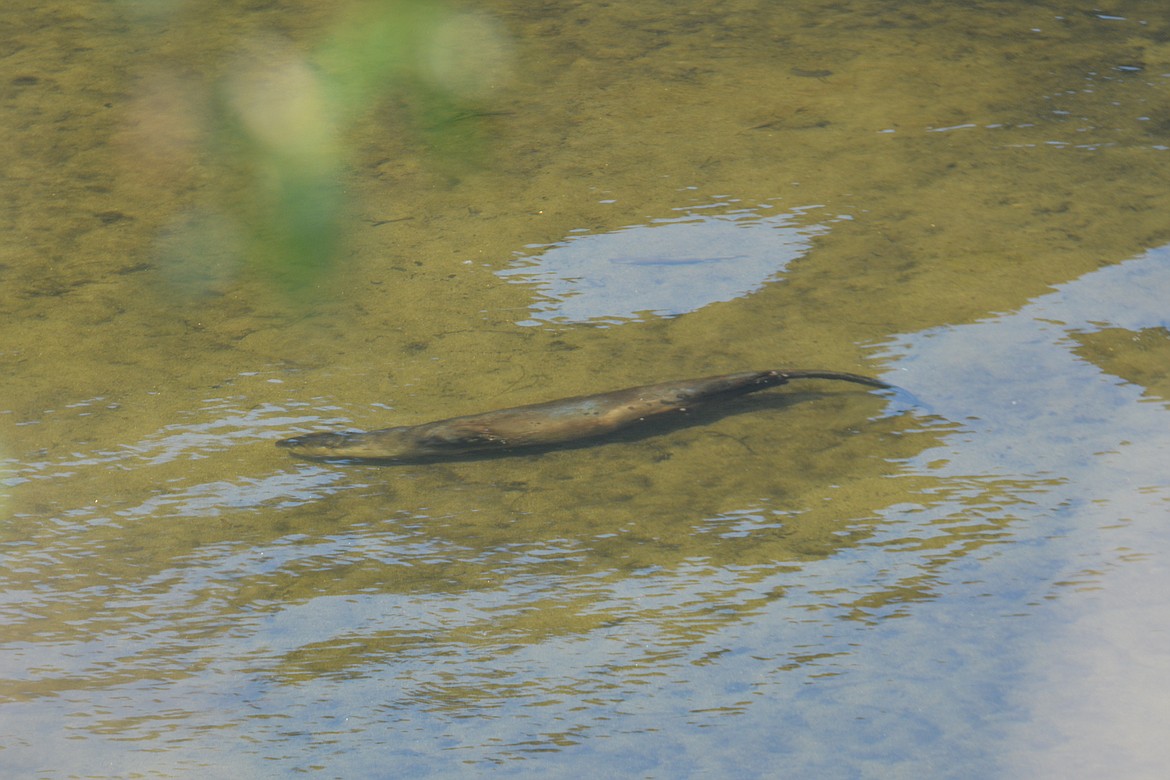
left=2, top=1, right=1169, bottom=777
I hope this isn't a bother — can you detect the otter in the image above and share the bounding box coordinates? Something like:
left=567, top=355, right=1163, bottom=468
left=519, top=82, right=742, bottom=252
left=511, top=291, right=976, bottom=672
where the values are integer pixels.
left=275, top=369, right=892, bottom=462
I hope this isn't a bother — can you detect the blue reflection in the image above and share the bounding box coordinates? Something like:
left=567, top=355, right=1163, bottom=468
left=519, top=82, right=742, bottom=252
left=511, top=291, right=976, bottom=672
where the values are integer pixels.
left=496, top=202, right=832, bottom=326
left=875, top=244, right=1170, bottom=479
left=868, top=244, right=1170, bottom=775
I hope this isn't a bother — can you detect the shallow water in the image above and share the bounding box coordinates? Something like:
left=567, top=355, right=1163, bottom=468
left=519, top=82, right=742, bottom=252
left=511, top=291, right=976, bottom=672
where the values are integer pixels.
left=3, top=1, right=1170, bottom=777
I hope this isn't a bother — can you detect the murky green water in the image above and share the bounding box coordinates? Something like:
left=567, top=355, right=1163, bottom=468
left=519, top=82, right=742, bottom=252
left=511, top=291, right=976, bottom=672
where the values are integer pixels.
left=3, top=1, right=1169, bottom=777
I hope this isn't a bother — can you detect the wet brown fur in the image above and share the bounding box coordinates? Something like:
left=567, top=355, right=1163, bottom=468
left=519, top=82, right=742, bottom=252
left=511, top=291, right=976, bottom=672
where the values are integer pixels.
left=275, top=369, right=891, bottom=462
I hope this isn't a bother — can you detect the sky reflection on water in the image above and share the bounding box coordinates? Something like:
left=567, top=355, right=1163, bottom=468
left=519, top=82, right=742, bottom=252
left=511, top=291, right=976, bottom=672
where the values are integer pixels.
left=497, top=201, right=832, bottom=326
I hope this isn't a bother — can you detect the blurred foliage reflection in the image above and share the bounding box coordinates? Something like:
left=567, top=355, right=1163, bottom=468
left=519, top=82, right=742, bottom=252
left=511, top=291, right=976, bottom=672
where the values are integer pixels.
left=143, top=0, right=514, bottom=296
